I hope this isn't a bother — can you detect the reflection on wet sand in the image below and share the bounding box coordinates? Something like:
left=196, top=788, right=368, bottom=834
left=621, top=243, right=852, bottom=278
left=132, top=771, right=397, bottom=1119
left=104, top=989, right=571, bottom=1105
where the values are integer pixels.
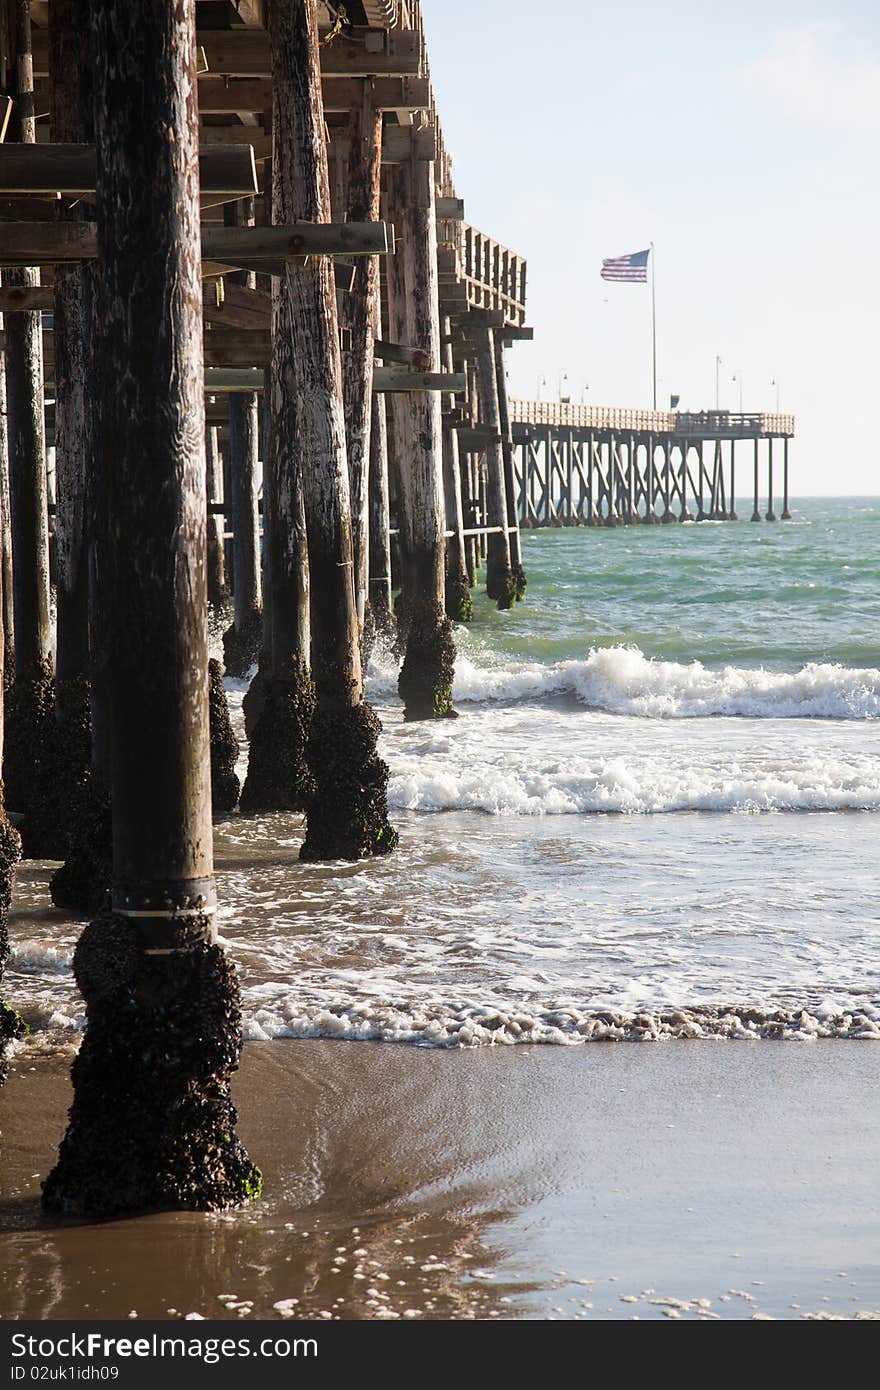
left=2, top=1039, right=880, bottom=1320
left=0, top=1044, right=538, bottom=1322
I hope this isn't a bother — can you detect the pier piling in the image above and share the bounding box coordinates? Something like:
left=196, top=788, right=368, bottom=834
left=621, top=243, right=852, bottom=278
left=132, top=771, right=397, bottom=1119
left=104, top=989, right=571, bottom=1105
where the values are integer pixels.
left=0, top=369, right=13, bottom=676
left=222, top=198, right=263, bottom=677
left=494, top=335, right=526, bottom=598
left=751, top=438, right=761, bottom=521
left=442, top=314, right=471, bottom=622
left=341, top=86, right=383, bottom=635
left=386, top=154, right=456, bottom=719
left=0, top=546, right=23, bottom=1085
left=205, top=426, right=228, bottom=612
left=367, top=392, right=394, bottom=636
left=43, top=0, right=259, bottom=1218
left=270, top=0, right=395, bottom=858
left=2, top=0, right=54, bottom=852
left=474, top=319, right=515, bottom=606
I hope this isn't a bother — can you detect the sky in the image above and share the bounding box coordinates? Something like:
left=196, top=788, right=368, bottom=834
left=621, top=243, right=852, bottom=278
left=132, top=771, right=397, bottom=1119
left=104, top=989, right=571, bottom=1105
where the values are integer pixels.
left=421, top=1, right=879, bottom=495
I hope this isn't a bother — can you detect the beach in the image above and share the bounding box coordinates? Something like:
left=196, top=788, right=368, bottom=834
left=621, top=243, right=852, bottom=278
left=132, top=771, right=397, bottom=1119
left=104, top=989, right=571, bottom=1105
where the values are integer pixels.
left=1, top=1039, right=878, bottom=1322
left=2, top=503, right=879, bottom=1321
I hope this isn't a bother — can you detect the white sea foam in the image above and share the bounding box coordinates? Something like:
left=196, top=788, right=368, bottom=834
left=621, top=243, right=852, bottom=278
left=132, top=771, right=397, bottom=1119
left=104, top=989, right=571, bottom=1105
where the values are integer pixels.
left=369, top=644, right=880, bottom=720
left=12, top=993, right=879, bottom=1056
left=386, top=732, right=880, bottom=816
left=240, top=997, right=880, bottom=1047
left=388, top=762, right=880, bottom=816
left=9, top=942, right=73, bottom=975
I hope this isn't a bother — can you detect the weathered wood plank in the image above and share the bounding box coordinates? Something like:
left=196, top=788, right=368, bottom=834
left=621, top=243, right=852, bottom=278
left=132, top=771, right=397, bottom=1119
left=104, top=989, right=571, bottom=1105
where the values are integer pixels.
left=30, top=26, right=422, bottom=78
left=203, top=333, right=270, bottom=367
left=207, top=222, right=394, bottom=258
left=204, top=368, right=265, bottom=392
left=436, top=197, right=465, bottom=221
left=0, top=220, right=393, bottom=265
left=374, top=368, right=466, bottom=393
left=202, top=280, right=271, bottom=329
left=374, top=339, right=431, bottom=367
left=4, top=325, right=388, bottom=372
left=336, top=122, right=435, bottom=163
left=185, top=74, right=430, bottom=112
left=455, top=425, right=503, bottom=450
left=0, top=284, right=54, bottom=312
left=0, top=194, right=60, bottom=219
left=0, top=142, right=258, bottom=194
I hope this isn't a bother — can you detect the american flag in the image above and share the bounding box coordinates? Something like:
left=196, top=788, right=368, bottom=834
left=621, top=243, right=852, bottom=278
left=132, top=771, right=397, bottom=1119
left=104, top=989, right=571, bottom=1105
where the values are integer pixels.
left=600, top=248, right=650, bottom=282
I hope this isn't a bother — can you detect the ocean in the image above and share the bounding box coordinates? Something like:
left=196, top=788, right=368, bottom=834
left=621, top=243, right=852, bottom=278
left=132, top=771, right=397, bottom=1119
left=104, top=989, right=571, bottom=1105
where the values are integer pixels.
left=7, top=496, right=880, bottom=1050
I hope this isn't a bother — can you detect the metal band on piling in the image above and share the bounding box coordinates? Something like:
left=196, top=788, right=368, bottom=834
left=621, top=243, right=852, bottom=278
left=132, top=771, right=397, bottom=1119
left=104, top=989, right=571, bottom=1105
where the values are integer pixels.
left=113, top=877, right=218, bottom=951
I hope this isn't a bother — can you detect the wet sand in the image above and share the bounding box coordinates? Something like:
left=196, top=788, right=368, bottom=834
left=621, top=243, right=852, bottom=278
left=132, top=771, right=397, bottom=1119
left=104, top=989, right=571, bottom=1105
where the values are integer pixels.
left=1, top=1040, right=878, bottom=1321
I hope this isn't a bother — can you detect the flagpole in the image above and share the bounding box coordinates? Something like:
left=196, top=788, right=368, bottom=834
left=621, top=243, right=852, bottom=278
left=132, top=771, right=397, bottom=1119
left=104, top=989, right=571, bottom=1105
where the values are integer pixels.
left=650, top=241, right=657, bottom=410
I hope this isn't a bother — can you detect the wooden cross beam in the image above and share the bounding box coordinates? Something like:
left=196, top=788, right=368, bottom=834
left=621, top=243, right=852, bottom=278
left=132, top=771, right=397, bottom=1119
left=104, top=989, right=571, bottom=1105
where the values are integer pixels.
left=205, top=222, right=393, bottom=258
left=0, top=284, right=54, bottom=313
left=200, top=367, right=467, bottom=394
left=29, top=28, right=422, bottom=79
left=203, top=332, right=270, bottom=368
left=436, top=197, right=465, bottom=221
left=202, top=281, right=270, bottom=328
left=0, top=220, right=394, bottom=267
left=333, top=124, right=435, bottom=163
left=373, top=369, right=467, bottom=393
left=3, top=318, right=461, bottom=376
left=204, top=369, right=266, bottom=392
left=457, top=308, right=509, bottom=330
left=0, top=143, right=258, bottom=196
left=200, top=122, right=436, bottom=166
left=186, top=74, right=430, bottom=113
left=456, top=425, right=504, bottom=451
left=374, top=339, right=431, bottom=368
left=0, top=194, right=62, bottom=221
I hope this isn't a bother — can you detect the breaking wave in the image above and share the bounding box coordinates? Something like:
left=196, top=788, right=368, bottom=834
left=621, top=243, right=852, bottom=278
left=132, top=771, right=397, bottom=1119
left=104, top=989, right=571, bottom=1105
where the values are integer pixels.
left=369, top=644, right=880, bottom=720
left=387, top=747, right=880, bottom=816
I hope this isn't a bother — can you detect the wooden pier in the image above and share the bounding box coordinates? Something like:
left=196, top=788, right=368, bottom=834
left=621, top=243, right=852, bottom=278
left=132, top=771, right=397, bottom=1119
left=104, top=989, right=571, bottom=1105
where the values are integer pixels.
left=0, top=0, right=539, bottom=1214
left=0, top=0, right=797, bottom=1215
left=508, top=403, right=795, bottom=526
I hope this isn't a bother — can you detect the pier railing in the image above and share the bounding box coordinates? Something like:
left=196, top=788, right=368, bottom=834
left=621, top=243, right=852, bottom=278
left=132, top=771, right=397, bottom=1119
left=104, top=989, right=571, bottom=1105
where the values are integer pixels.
left=511, top=401, right=676, bottom=431
left=511, top=401, right=795, bottom=439
left=437, top=222, right=528, bottom=326
left=672, top=411, right=795, bottom=439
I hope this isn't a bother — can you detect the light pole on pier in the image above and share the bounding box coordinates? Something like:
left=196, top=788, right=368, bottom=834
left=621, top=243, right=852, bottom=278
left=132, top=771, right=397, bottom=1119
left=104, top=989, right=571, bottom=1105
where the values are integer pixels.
left=715, top=355, right=722, bottom=410
left=732, top=371, right=743, bottom=413
left=770, top=377, right=780, bottom=412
